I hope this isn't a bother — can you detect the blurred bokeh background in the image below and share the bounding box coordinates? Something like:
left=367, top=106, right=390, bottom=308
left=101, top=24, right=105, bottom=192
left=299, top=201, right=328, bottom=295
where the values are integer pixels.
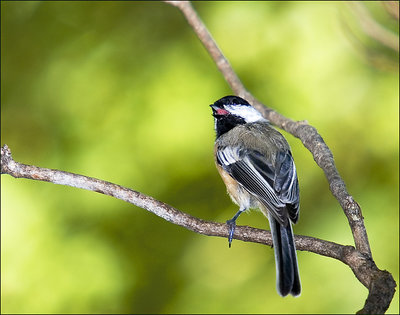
left=1, top=1, right=398, bottom=314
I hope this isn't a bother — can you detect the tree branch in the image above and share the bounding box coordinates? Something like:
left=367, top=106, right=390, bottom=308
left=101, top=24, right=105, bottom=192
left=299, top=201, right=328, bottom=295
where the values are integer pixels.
left=2, top=1, right=396, bottom=313
left=0, top=142, right=395, bottom=314
left=0, top=144, right=346, bottom=256
left=349, top=1, right=399, bottom=53
left=0, top=143, right=395, bottom=312
left=167, top=0, right=371, bottom=258
left=382, top=1, right=399, bottom=21
left=164, top=1, right=396, bottom=313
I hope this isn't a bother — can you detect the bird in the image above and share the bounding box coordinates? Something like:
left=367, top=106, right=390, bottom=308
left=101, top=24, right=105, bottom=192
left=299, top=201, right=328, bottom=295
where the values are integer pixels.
left=210, top=95, right=301, bottom=297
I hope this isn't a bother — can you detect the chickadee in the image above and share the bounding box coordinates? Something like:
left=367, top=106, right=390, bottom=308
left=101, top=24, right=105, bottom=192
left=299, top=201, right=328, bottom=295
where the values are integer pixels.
left=210, top=95, right=301, bottom=297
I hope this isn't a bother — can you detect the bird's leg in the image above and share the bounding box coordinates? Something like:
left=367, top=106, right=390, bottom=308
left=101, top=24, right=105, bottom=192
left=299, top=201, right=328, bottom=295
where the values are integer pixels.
left=226, top=207, right=246, bottom=248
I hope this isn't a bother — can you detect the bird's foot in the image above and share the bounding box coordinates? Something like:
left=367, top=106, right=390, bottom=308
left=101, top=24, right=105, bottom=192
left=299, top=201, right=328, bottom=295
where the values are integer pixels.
left=226, top=219, right=236, bottom=248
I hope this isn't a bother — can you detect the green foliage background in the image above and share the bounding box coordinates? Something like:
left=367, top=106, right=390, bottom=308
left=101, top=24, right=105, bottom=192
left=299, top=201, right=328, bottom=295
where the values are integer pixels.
left=1, top=1, right=398, bottom=314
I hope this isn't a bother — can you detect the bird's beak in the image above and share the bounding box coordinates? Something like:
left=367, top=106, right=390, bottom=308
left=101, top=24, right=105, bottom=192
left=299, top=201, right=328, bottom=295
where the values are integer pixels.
left=210, top=104, right=218, bottom=116
left=210, top=104, right=217, bottom=109
left=210, top=104, right=229, bottom=117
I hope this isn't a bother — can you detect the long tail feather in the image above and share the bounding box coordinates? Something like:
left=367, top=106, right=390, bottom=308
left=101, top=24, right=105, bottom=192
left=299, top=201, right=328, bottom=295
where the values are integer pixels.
left=268, top=213, right=301, bottom=297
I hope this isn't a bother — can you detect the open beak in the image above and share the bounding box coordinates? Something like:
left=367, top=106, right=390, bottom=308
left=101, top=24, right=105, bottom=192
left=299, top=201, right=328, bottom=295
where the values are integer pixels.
left=210, top=104, right=229, bottom=117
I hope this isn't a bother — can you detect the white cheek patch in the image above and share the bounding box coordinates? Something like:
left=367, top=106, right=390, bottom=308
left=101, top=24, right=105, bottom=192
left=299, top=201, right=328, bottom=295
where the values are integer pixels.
left=226, top=105, right=265, bottom=123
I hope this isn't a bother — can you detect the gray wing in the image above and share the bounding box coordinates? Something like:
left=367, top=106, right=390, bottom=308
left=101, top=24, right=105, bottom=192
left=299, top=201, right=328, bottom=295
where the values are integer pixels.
left=216, top=146, right=299, bottom=225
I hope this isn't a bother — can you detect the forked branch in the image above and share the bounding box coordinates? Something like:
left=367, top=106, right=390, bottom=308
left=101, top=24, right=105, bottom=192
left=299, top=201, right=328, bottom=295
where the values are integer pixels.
left=1, top=1, right=396, bottom=313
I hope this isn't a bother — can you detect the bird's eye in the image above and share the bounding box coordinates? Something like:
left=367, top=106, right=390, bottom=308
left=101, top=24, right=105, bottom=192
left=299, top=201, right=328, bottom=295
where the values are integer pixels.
left=233, top=98, right=240, bottom=104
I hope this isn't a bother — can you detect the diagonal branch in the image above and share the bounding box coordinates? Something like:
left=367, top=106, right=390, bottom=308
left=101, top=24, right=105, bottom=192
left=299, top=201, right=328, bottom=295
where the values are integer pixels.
left=166, top=0, right=371, bottom=259
left=349, top=1, right=399, bottom=53
left=164, top=1, right=396, bottom=313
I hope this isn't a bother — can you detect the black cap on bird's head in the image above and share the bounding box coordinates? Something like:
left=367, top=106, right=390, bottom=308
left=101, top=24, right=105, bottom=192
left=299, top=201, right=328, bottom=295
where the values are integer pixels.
left=213, top=95, right=250, bottom=108
left=210, top=95, right=265, bottom=138
left=210, top=95, right=250, bottom=117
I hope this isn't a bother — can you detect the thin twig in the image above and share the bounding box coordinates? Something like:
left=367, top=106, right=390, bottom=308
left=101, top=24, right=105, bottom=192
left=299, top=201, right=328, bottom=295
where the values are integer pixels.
left=350, top=1, right=399, bottom=52
left=382, top=1, right=400, bottom=21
